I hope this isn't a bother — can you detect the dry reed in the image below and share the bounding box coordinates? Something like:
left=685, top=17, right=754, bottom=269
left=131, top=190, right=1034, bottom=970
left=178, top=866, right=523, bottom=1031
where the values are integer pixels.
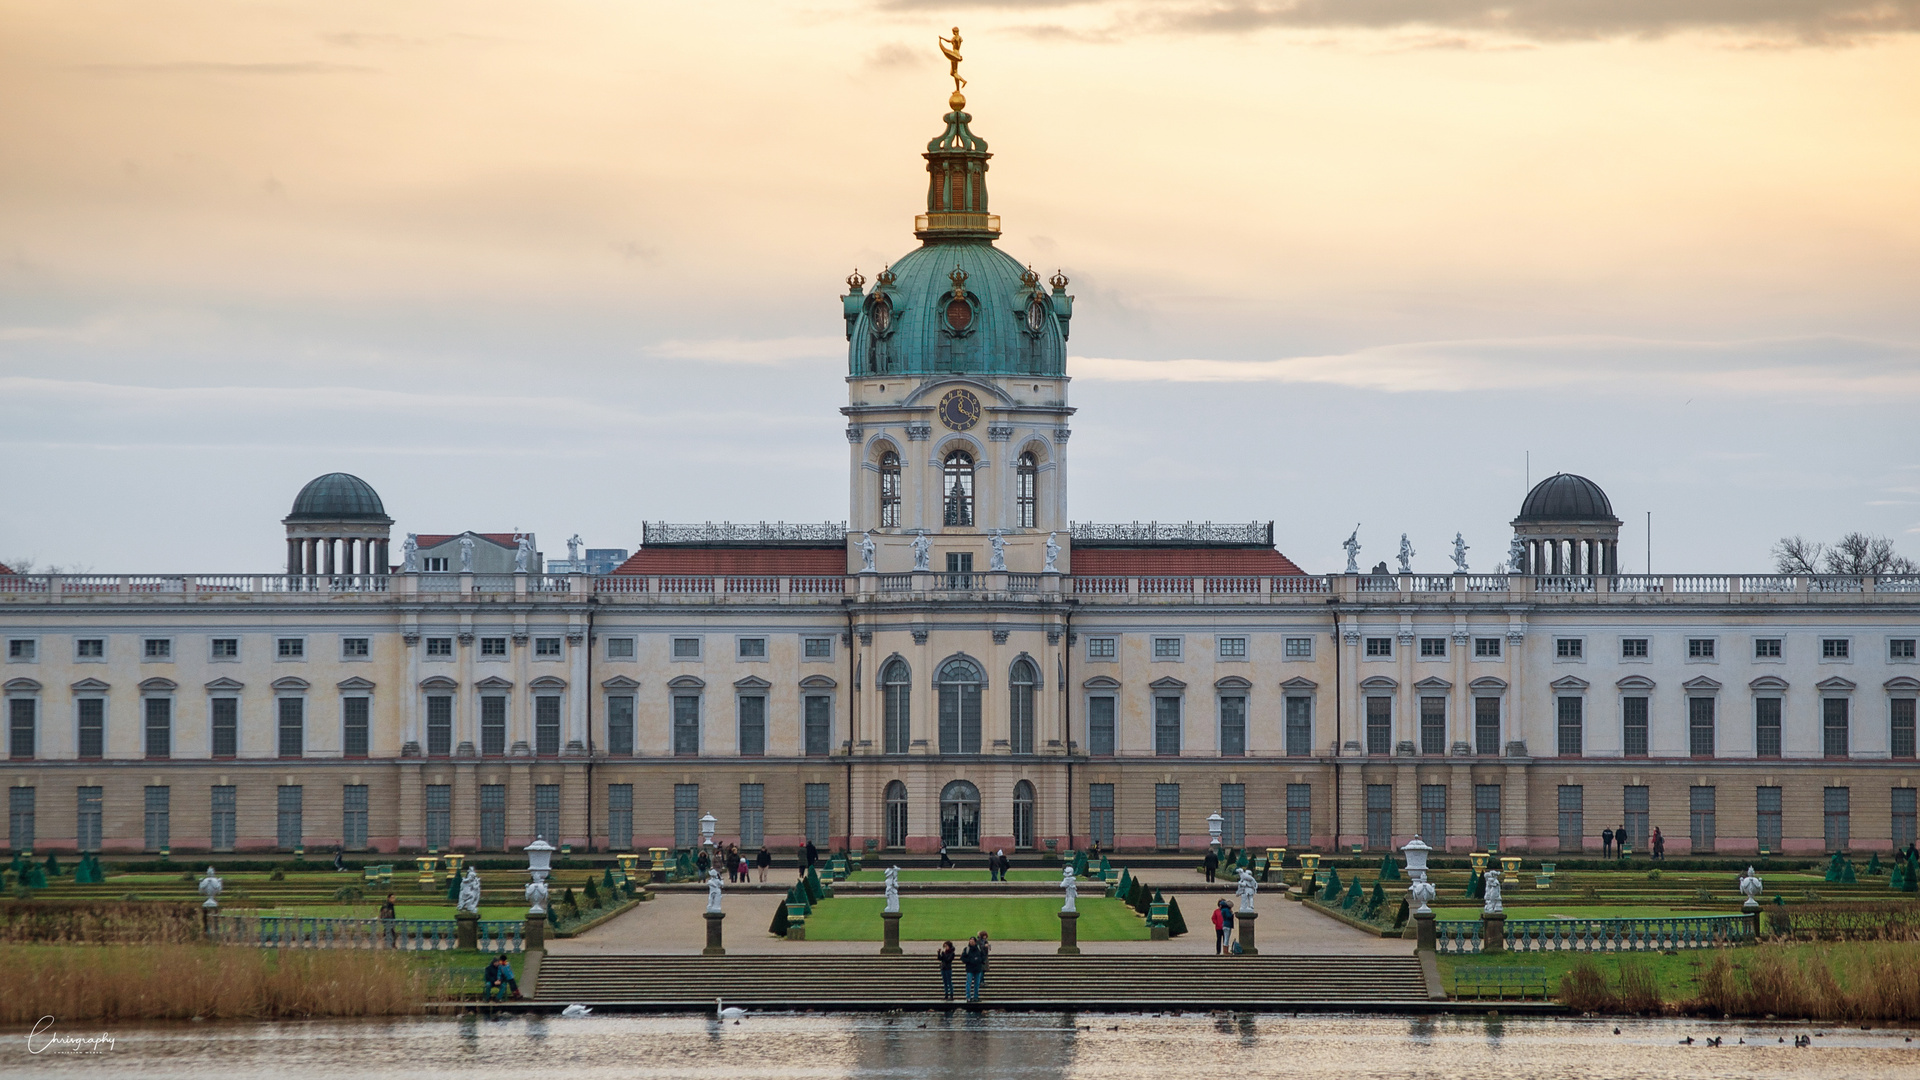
left=1556, top=959, right=1665, bottom=1014
left=1690, top=946, right=1920, bottom=1021
left=1, top=902, right=203, bottom=945
left=3, top=944, right=444, bottom=1023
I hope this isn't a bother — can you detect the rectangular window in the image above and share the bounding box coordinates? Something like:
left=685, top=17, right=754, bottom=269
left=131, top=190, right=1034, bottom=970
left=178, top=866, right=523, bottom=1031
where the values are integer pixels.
left=277, top=637, right=305, bottom=659
left=426, top=637, right=453, bottom=658
left=674, top=784, right=700, bottom=849
left=1285, top=696, right=1313, bottom=756
left=1474, top=637, right=1502, bottom=658
left=737, top=783, right=765, bottom=848
left=211, top=697, right=239, bottom=759
left=1754, top=638, right=1782, bottom=659
left=1754, top=697, right=1782, bottom=758
left=737, top=695, right=766, bottom=757
left=143, top=785, right=170, bottom=851
left=7, top=639, right=34, bottom=661
left=804, top=637, right=834, bottom=659
left=480, top=784, right=505, bottom=850
left=1364, top=637, right=1392, bottom=658
left=426, top=784, right=451, bottom=851
left=78, top=698, right=105, bottom=759
left=1558, top=785, right=1584, bottom=852
left=1894, top=699, right=1917, bottom=759
left=1419, top=637, right=1447, bottom=658
left=1220, top=782, right=1246, bottom=846
left=1557, top=696, right=1583, bottom=757
left=427, top=695, right=453, bottom=757
left=1153, top=637, right=1182, bottom=660
left=481, top=695, right=507, bottom=756
left=1823, top=786, right=1850, bottom=850
left=1420, top=697, right=1446, bottom=755
left=672, top=637, right=701, bottom=660
left=1892, top=638, right=1918, bottom=660
left=342, top=784, right=368, bottom=850
left=673, top=695, right=701, bottom=755
left=1475, top=697, right=1501, bottom=756
left=76, top=638, right=104, bottom=659
left=1621, top=638, right=1648, bottom=658
left=1688, top=696, right=1716, bottom=757
left=1154, top=695, right=1182, bottom=756
left=277, top=785, right=303, bottom=850
left=1419, top=784, right=1446, bottom=844
left=9, top=697, right=35, bottom=759
left=535, top=783, right=560, bottom=844
left=1218, top=636, right=1247, bottom=659
left=1219, top=695, right=1246, bottom=757
left=1474, top=784, right=1501, bottom=850
left=1822, top=638, right=1850, bottom=660
left=534, top=637, right=561, bottom=657
left=1688, top=638, right=1715, bottom=659
left=1689, top=786, right=1716, bottom=853
left=1154, top=783, right=1180, bottom=848
left=1823, top=697, right=1850, bottom=758
left=607, top=695, right=635, bottom=756
left=424, top=557, right=448, bottom=572
left=211, top=638, right=239, bottom=659
left=1365, top=697, right=1392, bottom=755
left=945, top=551, right=974, bottom=589
left=535, top=695, right=562, bottom=756
left=804, top=695, right=832, bottom=756
left=77, top=786, right=102, bottom=852
left=1623, top=785, right=1649, bottom=852
left=805, top=782, right=831, bottom=847
left=1556, top=638, right=1583, bottom=659
left=1285, top=637, right=1313, bottom=658
left=144, top=638, right=172, bottom=660
left=1893, top=788, right=1917, bottom=849
left=883, top=673, right=909, bottom=755
left=1089, top=783, right=1115, bottom=848
left=144, top=697, right=171, bottom=759
left=737, top=637, right=767, bottom=659
left=1286, top=783, right=1311, bottom=847
left=608, top=784, right=634, bottom=850
left=480, top=637, right=507, bottom=657
left=343, top=697, right=369, bottom=759
left=342, top=637, right=370, bottom=658
left=277, top=697, right=304, bottom=758
left=1088, top=637, right=1117, bottom=660
left=1087, top=696, right=1116, bottom=756
left=9, top=787, right=33, bottom=851
left=1756, top=786, right=1782, bottom=852
left=606, top=637, right=635, bottom=660
left=1366, top=784, right=1392, bottom=850
left=1622, top=696, right=1649, bottom=757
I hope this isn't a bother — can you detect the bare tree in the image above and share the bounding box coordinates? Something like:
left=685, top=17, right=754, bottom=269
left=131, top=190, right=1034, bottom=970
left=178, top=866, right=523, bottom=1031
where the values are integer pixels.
left=1771, top=536, right=1823, bottom=575
left=1773, top=533, right=1917, bottom=575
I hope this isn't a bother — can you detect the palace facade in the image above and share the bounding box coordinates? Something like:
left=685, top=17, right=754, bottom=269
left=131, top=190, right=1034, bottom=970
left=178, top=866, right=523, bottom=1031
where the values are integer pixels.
left=4, top=78, right=1918, bottom=861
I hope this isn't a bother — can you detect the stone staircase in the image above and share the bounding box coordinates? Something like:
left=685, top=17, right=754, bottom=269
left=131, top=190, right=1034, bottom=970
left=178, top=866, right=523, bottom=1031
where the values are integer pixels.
left=534, top=954, right=1439, bottom=1010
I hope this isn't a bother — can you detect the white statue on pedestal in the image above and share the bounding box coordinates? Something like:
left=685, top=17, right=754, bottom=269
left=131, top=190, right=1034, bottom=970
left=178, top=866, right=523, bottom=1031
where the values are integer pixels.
left=884, top=865, right=900, bottom=913
left=457, top=867, right=482, bottom=915
left=1044, top=532, right=1060, bottom=573
left=1235, top=867, right=1258, bottom=912
left=1738, top=866, right=1763, bottom=911
left=1061, top=865, right=1078, bottom=912
left=525, top=876, right=549, bottom=914
left=515, top=534, right=534, bottom=573
left=1408, top=877, right=1436, bottom=915
left=1451, top=532, right=1470, bottom=573
left=567, top=534, right=582, bottom=563
left=198, top=866, right=223, bottom=909
left=706, top=867, right=724, bottom=913
left=459, top=536, right=475, bottom=572
left=860, top=533, right=876, bottom=573
left=1343, top=526, right=1361, bottom=574
left=912, top=532, right=932, bottom=571
left=1482, top=868, right=1504, bottom=915
left=401, top=533, right=419, bottom=573
left=989, top=533, right=1006, bottom=572
left=1397, top=533, right=1416, bottom=575
left=1508, top=535, right=1526, bottom=574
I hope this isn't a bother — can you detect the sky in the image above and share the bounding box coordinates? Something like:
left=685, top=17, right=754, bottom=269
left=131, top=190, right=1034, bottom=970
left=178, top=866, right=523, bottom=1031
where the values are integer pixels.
left=2, top=1, right=1918, bottom=574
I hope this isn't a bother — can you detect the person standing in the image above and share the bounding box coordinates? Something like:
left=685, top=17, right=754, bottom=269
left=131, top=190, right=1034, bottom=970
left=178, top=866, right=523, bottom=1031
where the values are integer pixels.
left=937, top=940, right=956, bottom=1002
left=960, top=935, right=984, bottom=1002
left=379, top=893, right=397, bottom=948
left=1652, top=827, right=1665, bottom=860
left=1619, top=821, right=1630, bottom=856
left=1203, top=849, right=1219, bottom=883
left=805, top=839, right=819, bottom=869
left=976, top=929, right=991, bottom=989
left=696, top=849, right=711, bottom=878
left=1211, top=900, right=1227, bottom=954
left=1602, top=827, right=1614, bottom=859
left=756, top=845, right=772, bottom=882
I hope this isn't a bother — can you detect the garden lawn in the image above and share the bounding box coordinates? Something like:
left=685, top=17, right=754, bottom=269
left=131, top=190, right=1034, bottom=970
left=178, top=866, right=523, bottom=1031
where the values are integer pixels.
left=844, top=869, right=1063, bottom=883
left=801, top=896, right=1146, bottom=941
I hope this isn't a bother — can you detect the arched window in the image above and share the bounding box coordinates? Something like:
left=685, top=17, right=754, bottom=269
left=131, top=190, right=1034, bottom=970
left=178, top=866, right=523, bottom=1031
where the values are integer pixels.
left=878, top=451, right=901, bottom=528
left=884, top=780, right=909, bottom=849
left=1016, top=452, right=1037, bottom=528
left=942, top=450, right=974, bottom=527
left=1008, top=658, right=1037, bottom=754
left=937, top=658, right=982, bottom=754
left=941, top=779, right=980, bottom=848
left=1013, top=780, right=1035, bottom=850
left=882, top=659, right=912, bottom=754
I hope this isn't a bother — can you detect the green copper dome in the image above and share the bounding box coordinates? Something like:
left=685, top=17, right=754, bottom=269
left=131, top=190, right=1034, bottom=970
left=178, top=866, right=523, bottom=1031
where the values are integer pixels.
left=286, top=472, right=390, bottom=522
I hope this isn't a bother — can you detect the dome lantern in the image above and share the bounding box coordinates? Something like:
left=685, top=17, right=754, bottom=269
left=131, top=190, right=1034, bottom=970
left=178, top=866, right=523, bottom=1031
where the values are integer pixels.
left=1510, top=473, right=1622, bottom=576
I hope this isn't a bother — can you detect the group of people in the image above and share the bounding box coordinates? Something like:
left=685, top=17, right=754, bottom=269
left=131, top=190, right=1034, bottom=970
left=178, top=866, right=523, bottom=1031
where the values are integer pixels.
left=695, top=843, right=775, bottom=884
left=935, top=932, right=992, bottom=1003
left=481, top=953, right=519, bottom=1001
left=984, top=849, right=1012, bottom=881
left=1597, top=826, right=1667, bottom=859
left=1210, top=899, right=1238, bottom=954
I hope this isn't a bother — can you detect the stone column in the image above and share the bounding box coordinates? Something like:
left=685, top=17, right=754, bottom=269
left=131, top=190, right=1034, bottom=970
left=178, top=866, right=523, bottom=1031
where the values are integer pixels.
left=1414, top=909, right=1436, bottom=952
left=1057, top=909, right=1080, bottom=955
left=287, top=538, right=301, bottom=576
left=704, top=910, right=726, bottom=956
left=1235, top=909, right=1258, bottom=956
left=881, top=910, right=902, bottom=954
left=455, top=910, right=479, bottom=950
left=1482, top=912, right=1505, bottom=954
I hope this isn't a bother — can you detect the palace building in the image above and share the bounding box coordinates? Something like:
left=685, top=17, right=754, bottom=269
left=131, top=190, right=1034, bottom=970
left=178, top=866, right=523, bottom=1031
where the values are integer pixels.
left=4, top=76, right=1918, bottom=862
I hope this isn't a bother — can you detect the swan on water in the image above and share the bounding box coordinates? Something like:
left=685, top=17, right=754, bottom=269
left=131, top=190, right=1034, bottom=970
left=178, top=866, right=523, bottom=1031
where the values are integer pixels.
left=717, top=998, right=747, bottom=1020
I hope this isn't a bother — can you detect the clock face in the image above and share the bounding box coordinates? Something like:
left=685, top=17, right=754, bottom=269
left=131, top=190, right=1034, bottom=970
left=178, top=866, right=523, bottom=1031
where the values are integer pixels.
left=938, top=387, right=982, bottom=431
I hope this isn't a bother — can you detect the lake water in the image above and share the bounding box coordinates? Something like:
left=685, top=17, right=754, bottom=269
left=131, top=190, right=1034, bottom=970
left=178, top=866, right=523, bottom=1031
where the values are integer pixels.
left=10, top=1012, right=1916, bottom=1079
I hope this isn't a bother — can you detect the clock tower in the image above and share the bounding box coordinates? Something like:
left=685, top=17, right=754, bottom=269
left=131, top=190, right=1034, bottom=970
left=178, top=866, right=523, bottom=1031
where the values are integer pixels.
left=840, top=78, right=1075, bottom=574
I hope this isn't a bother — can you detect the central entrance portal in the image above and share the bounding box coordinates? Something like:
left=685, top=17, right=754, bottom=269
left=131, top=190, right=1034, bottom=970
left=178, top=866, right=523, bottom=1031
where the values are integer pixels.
left=941, top=779, right=980, bottom=848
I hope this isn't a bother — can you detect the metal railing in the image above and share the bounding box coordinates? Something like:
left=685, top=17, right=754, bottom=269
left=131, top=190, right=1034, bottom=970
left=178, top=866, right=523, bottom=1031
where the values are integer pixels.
left=1434, top=914, right=1753, bottom=954
left=206, top=914, right=524, bottom=952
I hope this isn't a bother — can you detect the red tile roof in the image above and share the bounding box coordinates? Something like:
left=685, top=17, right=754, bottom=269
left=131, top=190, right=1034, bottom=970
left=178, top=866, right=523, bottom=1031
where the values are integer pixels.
left=0, top=562, right=13, bottom=576
left=416, top=533, right=523, bottom=549
left=1071, top=547, right=1307, bottom=576
left=610, top=547, right=847, bottom=575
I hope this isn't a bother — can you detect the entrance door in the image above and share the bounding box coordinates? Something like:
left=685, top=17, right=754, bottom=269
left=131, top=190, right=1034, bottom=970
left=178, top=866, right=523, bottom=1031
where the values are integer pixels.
left=941, top=780, right=980, bottom=848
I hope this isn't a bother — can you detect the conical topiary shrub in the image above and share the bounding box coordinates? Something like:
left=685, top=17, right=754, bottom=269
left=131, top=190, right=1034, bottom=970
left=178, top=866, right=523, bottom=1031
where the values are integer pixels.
left=1467, top=871, right=1483, bottom=899
left=1166, top=894, right=1188, bottom=937
left=1341, top=877, right=1364, bottom=910
left=1367, top=880, right=1387, bottom=914
left=1320, top=867, right=1341, bottom=903
left=769, top=894, right=790, bottom=936
left=1130, top=877, right=1151, bottom=914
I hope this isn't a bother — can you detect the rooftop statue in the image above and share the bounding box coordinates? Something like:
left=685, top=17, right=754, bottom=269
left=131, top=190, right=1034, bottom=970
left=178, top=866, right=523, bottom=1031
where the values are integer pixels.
left=989, top=533, right=1007, bottom=572
left=1451, top=532, right=1470, bottom=573
left=938, top=27, right=965, bottom=92
left=860, top=533, right=877, bottom=573
left=1343, top=526, right=1361, bottom=574
left=913, top=532, right=932, bottom=571
left=1397, top=534, right=1416, bottom=575
left=567, top=534, right=582, bottom=563
left=1045, top=532, right=1060, bottom=573
left=459, top=536, right=475, bottom=572
left=401, top=533, right=419, bottom=573
left=515, top=534, right=534, bottom=574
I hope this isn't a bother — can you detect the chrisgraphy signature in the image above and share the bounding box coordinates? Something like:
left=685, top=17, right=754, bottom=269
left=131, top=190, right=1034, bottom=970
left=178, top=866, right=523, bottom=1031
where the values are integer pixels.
left=27, top=1017, right=116, bottom=1055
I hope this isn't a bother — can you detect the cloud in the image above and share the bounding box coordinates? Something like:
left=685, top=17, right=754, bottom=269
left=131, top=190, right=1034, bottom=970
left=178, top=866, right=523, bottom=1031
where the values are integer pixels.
left=73, top=62, right=377, bottom=76
left=865, top=42, right=923, bottom=69
left=646, top=336, right=845, bottom=365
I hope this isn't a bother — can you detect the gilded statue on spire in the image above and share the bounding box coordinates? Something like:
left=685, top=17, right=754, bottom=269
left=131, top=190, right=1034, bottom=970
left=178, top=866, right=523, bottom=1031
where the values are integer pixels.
left=939, top=27, right=966, bottom=93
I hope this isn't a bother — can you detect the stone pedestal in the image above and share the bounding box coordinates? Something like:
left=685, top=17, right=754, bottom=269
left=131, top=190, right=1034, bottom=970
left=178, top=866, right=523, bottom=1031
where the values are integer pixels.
left=704, top=910, right=726, bottom=956
left=1150, top=922, right=1170, bottom=941
left=1235, top=909, right=1258, bottom=956
left=524, top=910, right=547, bottom=952
left=1481, top=912, right=1505, bottom=955
left=455, top=910, right=479, bottom=951
left=880, top=910, right=902, bottom=954
left=1057, top=910, right=1080, bottom=955
left=1414, top=910, right=1436, bottom=952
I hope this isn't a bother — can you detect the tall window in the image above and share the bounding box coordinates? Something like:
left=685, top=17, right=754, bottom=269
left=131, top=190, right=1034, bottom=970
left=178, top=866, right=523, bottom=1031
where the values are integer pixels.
left=1623, top=785, right=1649, bottom=851
left=1892, top=698, right=1916, bottom=759
left=1154, top=695, right=1182, bottom=756
left=211, top=785, right=236, bottom=852
left=608, top=784, right=634, bottom=850
left=1474, top=784, right=1501, bottom=850
left=1754, top=697, right=1782, bottom=758
left=425, top=784, right=450, bottom=850
left=1893, top=787, right=1917, bottom=850
left=1689, top=786, right=1716, bottom=853
left=883, top=660, right=911, bottom=754
left=1089, top=783, right=1114, bottom=848
left=343, top=697, right=369, bottom=759
left=739, top=784, right=765, bottom=848
left=1756, top=786, right=1782, bottom=852
left=426, top=695, right=453, bottom=757
left=884, top=780, right=909, bottom=849
left=535, top=695, right=562, bottom=756
left=673, top=784, right=700, bottom=849
left=8, top=697, right=34, bottom=759
left=480, top=784, right=505, bottom=850
left=607, top=695, right=635, bottom=756
left=937, top=658, right=982, bottom=754
left=78, top=698, right=104, bottom=760
left=1285, top=696, right=1312, bottom=756
left=1688, top=696, right=1716, bottom=757
left=673, top=694, right=701, bottom=755
left=1365, top=697, right=1391, bottom=755
left=1287, top=784, right=1312, bottom=847
left=879, top=451, right=901, bottom=527
left=1419, top=697, right=1446, bottom=755
left=277, top=697, right=304, bottom=758
left=1823, top=697, right=1850, bottom=758
left=1823, top=786, right=1850, bottom=850
left=1009, top=659, right=1036, bottom=754
left=1556, top=697, right=1583, bottom=757
left=144, top=697, right=171, bottom=759
left=1366, top=785, right=1392, bottom=850
left=1622, top=696, right=1648, bottom=757
left=1154, top=783, right=1180, bottom=848
left=342, top=784, right=368, bottom=850
left=535, top=784, right=560, bottom=844
left=77, top=787, right=102, bottom=853
left=1558, top=785, right=1584, bottom=852
left=1419, top=785, right=1446, bottom=843
left=804, top=695, right=832, bottom=756
left=737, top=694, right=766, bottom=757
left=805, top=782, right=831, bottom=846
left=143, top=786, right=170, bottom=852
left=1088, top=695, right=1116, bottom=755
left=1220, top=783, right=1246, bottom=846
left=1475, top=697, right=1501, bottom=756
left=8, top=787, right=33, bottom=851
left=482, top=695, right=507, bottom=756
left=1013, top=780, right=1036, bottom=849
left=1219, top=693, right=1247, bottom=757
left=277, top=785, right=303, bottom=850
left=942, top=450, right=974, bottom=526
left=1016, top=452, right=1037, bottom=528
left=941, top=780, right=981, bottom=848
